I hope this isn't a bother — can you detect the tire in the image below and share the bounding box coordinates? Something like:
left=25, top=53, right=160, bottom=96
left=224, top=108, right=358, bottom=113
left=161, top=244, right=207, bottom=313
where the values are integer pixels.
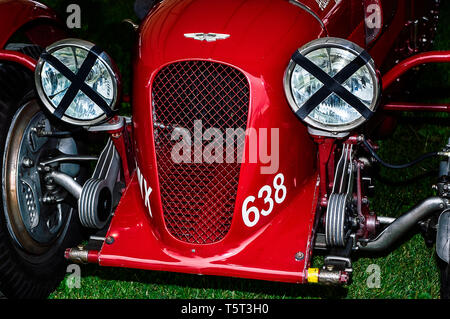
left=0, top=49, right=85, bottom=298
left=441, top=252, right=450, bottom=299
left=442, top=264, right=450, bottom=299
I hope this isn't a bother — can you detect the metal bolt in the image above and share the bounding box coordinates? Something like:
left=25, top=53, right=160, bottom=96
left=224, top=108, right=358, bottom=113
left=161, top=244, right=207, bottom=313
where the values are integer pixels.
left=44, top=176, right=54, bottom=184
left=112, top=132, right=122, bottom=139
left=294, top=252, right=304, bottom=261
left=105, top=236, right=115, bottom=245
left=22, top=158, right=34, bottom=168
left=42, top=195, right=56, bottom=204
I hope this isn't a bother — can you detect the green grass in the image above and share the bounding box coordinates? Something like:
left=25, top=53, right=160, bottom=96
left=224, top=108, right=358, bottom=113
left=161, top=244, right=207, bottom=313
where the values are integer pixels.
left=39, top=0, right=450, bottom=299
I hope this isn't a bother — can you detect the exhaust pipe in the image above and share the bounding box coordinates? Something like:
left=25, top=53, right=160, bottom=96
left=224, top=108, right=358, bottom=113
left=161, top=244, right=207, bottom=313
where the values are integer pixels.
left=358, top=197, right=447, bottom=252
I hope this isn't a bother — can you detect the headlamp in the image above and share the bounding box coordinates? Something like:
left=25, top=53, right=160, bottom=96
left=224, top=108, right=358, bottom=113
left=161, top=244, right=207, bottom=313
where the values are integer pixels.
left=284, top=37, right=380, bottom=133
left=35, top=39, right=120, bottom=126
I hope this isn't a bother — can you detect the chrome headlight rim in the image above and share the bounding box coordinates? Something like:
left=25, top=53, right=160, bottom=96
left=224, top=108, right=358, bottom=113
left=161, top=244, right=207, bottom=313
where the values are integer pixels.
left=34, top=38, right=120, bottom=127
left=284, top=37, right=381, bottom=133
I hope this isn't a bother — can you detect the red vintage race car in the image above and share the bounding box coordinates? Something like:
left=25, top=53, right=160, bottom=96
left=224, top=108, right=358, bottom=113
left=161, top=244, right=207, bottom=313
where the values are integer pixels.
left=0, top=0, right=448, bottom=299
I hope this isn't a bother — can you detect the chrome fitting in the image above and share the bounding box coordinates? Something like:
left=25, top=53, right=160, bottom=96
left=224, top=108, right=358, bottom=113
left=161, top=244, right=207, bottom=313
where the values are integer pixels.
left=65, top=246, right=89, bottom=264
left=307, top=267, right=350, bottom=285
left=65, top=246, right=99, bottom=264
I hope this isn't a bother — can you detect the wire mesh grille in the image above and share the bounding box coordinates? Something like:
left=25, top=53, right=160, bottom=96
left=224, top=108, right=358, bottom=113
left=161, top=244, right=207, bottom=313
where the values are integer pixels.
left=152, top=61, right=250, bottom=244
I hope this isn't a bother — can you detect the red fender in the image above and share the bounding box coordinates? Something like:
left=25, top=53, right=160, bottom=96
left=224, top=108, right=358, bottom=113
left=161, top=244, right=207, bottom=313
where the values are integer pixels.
left=0, top=0, right=65, bottom=49
left=0, top=49, right=36, bottom=71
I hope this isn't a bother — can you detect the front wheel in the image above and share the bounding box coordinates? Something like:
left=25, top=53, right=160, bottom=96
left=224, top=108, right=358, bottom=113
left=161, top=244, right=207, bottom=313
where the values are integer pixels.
left=441, top=253, right=450, bottom=299
left=442, top=265, right=450, bottom=299
left=0, top=66, right=85, bottom=298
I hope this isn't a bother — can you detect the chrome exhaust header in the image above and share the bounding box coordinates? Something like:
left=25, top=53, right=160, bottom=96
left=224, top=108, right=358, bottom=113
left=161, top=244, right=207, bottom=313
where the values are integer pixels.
left=44, top=138, right=121, bottom=229
left=358, top=197, right=448, bottom=252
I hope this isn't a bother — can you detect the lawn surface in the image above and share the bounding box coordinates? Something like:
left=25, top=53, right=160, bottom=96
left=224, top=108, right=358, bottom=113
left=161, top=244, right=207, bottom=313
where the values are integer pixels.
left=38, top=0, right=450, bottom=299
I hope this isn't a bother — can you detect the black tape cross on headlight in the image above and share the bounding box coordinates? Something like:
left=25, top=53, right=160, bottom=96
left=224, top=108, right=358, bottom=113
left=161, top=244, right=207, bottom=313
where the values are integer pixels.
left=291, top=49, right=374, bottom=121
left=40, top=45, right=114, bottom=120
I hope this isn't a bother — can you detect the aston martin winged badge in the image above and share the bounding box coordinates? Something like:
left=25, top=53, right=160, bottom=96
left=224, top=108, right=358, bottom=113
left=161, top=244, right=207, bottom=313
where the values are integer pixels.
left=184, top=33, right=230, bottom=42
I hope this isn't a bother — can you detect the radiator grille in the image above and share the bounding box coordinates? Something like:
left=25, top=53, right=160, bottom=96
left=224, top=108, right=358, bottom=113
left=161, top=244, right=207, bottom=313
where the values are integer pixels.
left=152, top=61, right=250, bottom=244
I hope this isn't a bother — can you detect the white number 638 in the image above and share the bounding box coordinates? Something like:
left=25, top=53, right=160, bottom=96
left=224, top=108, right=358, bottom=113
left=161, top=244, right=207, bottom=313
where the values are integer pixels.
left=242, top=173, right=287, bottom=227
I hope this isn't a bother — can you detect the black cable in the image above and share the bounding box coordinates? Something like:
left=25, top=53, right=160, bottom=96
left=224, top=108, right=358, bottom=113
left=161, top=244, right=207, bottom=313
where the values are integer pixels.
left=362, top=139, right=439, bottom=169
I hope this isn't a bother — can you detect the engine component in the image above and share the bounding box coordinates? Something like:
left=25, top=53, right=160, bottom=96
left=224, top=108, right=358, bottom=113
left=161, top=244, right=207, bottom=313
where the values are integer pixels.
left=42, top=138, right=121, bottom=229
left=436, top=179, right=450, bottom=199
left=78, top=138, right=121, bottom=229
left=46, top=171, right=83, bottom=199
left=326, top=193, right=351, bottom=247
left=358, top=197, right=448, bottom=251
left=325, top=143, right=355, bottom=247
left=332, top=143, right=354, bottom=194
left=439, top=138, right=450, bottom=179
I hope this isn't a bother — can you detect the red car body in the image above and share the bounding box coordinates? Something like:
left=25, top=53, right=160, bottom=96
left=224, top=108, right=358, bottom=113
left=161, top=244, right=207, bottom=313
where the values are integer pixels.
left=0, top=0, right=447, bottom=287
left=102, top=0, right=442, bottom=283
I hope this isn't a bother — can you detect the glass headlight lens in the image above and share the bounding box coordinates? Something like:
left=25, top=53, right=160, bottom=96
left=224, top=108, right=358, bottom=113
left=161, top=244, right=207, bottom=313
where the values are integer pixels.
left=284, top=38, right=380, bottom=132
left=35, top=39, right=119, bottom=126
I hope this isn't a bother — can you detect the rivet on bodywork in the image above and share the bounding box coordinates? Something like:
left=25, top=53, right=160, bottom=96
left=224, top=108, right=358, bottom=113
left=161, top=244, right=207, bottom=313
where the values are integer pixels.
left=295, top=252, right=305, bottom=261
left=105, top=236, right=115, bottom=245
